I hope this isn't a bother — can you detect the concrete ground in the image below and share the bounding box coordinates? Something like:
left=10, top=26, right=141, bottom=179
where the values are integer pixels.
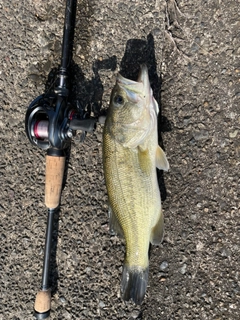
left=0, top=0, right=239, bottom=319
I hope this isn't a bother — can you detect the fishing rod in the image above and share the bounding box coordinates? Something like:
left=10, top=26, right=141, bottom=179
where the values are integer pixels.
left=25, top=0, right=97, bottom=318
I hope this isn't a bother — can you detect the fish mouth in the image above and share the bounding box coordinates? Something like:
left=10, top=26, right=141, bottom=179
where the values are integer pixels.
left=116, top=65, right=151, bottom=103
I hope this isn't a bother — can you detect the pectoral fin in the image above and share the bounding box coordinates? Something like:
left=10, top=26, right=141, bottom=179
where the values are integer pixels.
left=150, top=210, right=164, bottom=245
left=156, top=146, right=169, bottom=171
left=108, top=206, right=124, bottom=238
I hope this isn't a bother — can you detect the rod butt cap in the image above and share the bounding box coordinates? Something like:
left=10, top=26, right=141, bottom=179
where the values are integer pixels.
left=34, top=310, right=50, bottom=320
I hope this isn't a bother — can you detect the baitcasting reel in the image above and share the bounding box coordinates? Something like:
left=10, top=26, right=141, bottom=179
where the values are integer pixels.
left=25, top=78, right=97, bottom=151
left=25, top=93, right=74, bottom=151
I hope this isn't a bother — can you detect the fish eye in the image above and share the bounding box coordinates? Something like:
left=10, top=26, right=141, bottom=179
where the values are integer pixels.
left=114, top=94, right=124, bottom=105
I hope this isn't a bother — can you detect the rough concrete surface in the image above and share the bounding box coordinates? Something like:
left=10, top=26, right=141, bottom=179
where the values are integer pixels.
left=0, top=0, right=239, bottom=319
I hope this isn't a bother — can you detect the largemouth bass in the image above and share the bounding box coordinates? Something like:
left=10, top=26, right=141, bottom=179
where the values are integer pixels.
left=103, top=65, right=169, bottom=304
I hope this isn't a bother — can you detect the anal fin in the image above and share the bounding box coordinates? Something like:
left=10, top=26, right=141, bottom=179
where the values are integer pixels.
left=108, top=205, right=124, bottom=238
left=150, top=210, right=164, bottom=245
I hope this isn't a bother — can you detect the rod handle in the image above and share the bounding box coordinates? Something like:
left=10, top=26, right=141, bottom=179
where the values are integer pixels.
left=45, top=155, right=65, bottom=209
left=34, top=289, right=51, bottom=317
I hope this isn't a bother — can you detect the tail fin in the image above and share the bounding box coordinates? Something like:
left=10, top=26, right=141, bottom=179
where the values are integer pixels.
left=121, top=264, right=149, bottom=305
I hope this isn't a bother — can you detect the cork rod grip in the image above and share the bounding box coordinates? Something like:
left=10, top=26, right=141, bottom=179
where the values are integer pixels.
left=34, top=289, right=51, bottom=314
left=45, top=155, right=65, bottom=209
